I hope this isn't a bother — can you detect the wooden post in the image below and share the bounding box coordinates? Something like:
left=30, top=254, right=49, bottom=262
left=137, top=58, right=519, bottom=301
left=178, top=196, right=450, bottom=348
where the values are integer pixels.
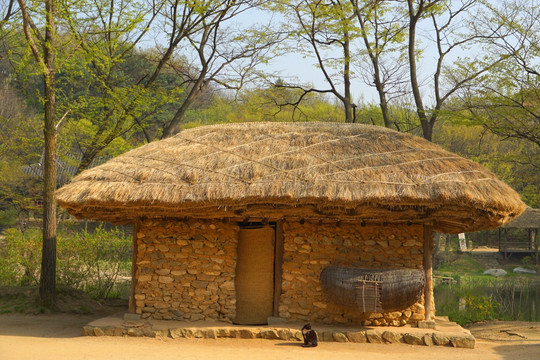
left=273, top=220, right=284, bottom=317
left=534, top=229, right=539, bottom=266
left=128, top=219, right=140, bottom=314
left=423, top=225, right=434, bottom=321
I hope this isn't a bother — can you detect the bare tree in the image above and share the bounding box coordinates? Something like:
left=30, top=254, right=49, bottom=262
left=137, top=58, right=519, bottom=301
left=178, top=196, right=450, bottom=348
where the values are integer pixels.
left=160, top=0, right=279, bottom=137
left=406, top=0, right=502, bottom=141
left=271, top=0, right=356, bottom=123
left=351, top=0, right=408, bottom=129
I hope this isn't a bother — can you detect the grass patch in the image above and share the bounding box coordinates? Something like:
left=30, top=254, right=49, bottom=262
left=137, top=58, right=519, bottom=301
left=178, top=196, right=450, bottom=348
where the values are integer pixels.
left=436, top=253, right=486, bottom=275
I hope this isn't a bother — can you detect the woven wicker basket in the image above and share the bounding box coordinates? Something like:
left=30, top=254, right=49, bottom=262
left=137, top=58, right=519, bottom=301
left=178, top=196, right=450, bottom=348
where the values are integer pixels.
left=320, top=266, right=425, bottom=312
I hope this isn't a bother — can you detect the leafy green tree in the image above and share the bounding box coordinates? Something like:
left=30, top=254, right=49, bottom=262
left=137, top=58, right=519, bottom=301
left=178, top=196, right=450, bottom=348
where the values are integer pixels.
left=57, top=0, right=183, bottom=172
left=458, top=0, right=540, bottom=152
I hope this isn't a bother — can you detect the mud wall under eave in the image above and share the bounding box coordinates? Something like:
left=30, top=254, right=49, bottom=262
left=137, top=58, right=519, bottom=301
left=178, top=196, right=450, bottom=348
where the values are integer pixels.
left=279, top=221, right=431, bottom=325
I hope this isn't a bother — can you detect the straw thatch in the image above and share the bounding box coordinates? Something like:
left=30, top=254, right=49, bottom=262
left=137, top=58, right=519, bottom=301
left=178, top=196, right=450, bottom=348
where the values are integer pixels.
left=320, top=266, right=425, bottom=312
left=55, top=122, right=525, bottom=233
left=502, top=207, right=540, bottom=229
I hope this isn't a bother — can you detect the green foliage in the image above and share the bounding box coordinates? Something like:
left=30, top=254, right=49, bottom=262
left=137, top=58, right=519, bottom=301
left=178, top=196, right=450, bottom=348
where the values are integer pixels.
left=434, top=122, right=540, bottom=208
left=180, top=87, right=346, bottom=127
left=59, top=226, right=132, bottom=299
left=0, top=228, right=43, bottom=286
left=0, top=226, right=131, bottom=299
left=435, top=253, right=487, bottom=275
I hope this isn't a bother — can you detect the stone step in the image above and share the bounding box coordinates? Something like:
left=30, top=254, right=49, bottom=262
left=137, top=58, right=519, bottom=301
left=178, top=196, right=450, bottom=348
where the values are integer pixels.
left=81, top=322, right=476, bottom=349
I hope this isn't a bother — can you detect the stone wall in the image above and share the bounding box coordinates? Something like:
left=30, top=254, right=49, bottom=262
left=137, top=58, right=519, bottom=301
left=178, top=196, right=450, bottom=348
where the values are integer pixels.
left=133, top=218, right=433, bottom=326
left=134, top=219, right=239, bottom=321
left=279, top=221, right=431, bottom=326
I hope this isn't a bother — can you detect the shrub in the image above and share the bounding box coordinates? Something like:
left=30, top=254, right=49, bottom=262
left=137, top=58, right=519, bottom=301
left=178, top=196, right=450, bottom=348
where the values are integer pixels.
left=0, top=226, right=132, bottom=299
left=0, top=228, right=42, bottom=286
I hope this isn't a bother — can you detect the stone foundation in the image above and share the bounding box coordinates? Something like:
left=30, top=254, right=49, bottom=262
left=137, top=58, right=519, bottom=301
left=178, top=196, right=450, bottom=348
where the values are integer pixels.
left=133, top=218, right=434, bottom=325
left=81, top=318, right=475, bottom=348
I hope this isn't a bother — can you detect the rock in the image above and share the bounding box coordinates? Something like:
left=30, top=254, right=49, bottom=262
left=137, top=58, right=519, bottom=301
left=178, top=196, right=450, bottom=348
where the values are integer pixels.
left=93, top=327, right=105, bottom=336
left=216, top=328, right=231, bottom=338
left=483, top=269, right=507, bottom=277
left=293, top=330, right=304, bottom=341
left=367, top=312, right=383, bottom=319
left=196, top=329, right=217, bottom=339
left=142, top=328, right=156, bottom=337
left=417, top=320, right=436, bottom=329
left=313, top=302, right=327, bottom=309
left=181, top=328, right=195, bottom=338
left=366, top=330, right=384, bottom=343
left=423, top=334, right=434, bottom=346
left=102, top=327, right=115, bottom=336
left=169, top=328, right=184, bottom=339
left=450, top=335, right=475, bottom=349
left=332, top=332, right=349, bottom=342
left=127, top=328, right=143, bottom=337
left=385, top=311, right=401, bottom=320
left=346, top=331, right=367, bottom=343
left=138, top=275, right=152, bottom=282
left=81, top=326, right=93, bottom=336
left=158, top=276, right=174, bottom=283
left=277, top=329, right=294, bottom=340
left=382, top=331, right=402, bottom=344
left=239, top=329, right=257, bottom=339
left=513, top=267, right=536, bottom=274
left=403, top=333, right=424, bottom=345
left=318, top=331, right=334, bottom=342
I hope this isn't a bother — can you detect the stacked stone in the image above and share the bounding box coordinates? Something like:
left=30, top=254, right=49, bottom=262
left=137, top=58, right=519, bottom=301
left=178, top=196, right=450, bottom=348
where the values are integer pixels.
left=279, top=221, right=429, bottom=326
left=133, top=218, right=432, bottom=326
left=134, top=219, right=239, bottom=321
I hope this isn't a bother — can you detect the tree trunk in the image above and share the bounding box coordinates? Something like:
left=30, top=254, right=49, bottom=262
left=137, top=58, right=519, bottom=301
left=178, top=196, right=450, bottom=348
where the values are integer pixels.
left=407, top=1, right=431, bottom=141
left=161, top=84, right=204, bottom=139
left=343, top=31, right=353, bottom=123
left=39, top=0, right=57, bottom=306
left=356, top=9, right=393, bottom=129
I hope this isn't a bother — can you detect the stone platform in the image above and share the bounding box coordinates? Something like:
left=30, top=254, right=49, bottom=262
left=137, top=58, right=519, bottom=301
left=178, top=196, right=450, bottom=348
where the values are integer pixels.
left=82, top=314, right=475, bottom=349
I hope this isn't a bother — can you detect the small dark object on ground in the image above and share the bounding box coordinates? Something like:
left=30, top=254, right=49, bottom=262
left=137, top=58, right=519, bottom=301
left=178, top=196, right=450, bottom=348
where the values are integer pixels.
left=301, top=323, right=318, bottom=347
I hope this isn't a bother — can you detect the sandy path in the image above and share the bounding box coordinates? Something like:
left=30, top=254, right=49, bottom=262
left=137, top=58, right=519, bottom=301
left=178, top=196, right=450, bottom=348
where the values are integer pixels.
left=1, top=314, right=539, bottom=360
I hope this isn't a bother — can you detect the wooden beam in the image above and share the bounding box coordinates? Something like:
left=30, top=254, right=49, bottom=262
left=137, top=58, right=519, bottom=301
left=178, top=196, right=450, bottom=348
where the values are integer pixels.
left=273, top=219, right=284, bottom=317
left=128, top=219, right=140, bottom=314
left=423, top=225, right=434, bottom=321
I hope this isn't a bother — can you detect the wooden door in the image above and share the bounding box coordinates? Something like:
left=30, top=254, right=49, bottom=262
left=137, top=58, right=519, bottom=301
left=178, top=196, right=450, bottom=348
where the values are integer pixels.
left=234, top=226, right=275, bottom=325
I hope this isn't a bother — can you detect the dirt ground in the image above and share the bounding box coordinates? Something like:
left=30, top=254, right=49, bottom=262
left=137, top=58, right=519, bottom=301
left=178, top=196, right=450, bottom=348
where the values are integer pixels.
left=0, top=314, right=539, bottom=360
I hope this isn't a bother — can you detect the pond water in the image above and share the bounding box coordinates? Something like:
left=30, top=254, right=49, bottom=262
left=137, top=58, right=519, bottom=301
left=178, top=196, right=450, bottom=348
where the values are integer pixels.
left=434, top=278, right=540, bottom=324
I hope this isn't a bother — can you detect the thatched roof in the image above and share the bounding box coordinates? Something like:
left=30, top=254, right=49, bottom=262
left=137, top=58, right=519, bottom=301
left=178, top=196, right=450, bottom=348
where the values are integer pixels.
left=55, top=122, right=525, bottom=233
left=502, top=207, right=540, bottom=229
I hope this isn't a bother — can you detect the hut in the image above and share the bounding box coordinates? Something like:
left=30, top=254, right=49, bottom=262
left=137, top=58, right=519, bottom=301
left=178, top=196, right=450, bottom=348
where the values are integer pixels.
left=56, top=122, right=525, bottom=326
left=499, top=207, right=540, bottom=264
